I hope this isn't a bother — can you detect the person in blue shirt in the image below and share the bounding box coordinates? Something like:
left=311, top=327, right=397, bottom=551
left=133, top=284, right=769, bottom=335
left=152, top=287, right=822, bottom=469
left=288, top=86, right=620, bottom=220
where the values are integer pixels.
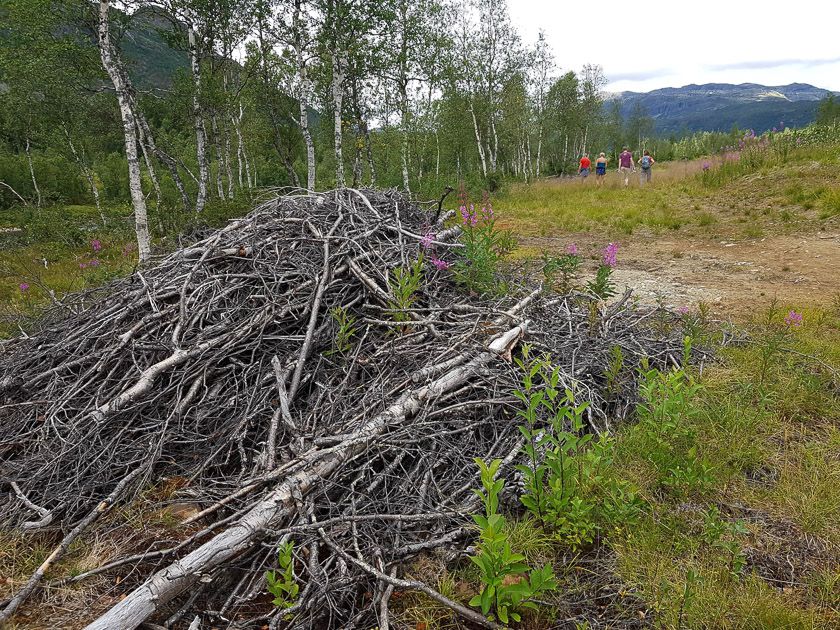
left=595, top=152, right=608, bottom=186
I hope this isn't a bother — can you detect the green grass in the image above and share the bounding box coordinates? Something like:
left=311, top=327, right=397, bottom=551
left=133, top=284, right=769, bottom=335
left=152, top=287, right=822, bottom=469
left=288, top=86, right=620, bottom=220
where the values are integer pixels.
left=493, top=141, right=840, bottom=246
left=604, top=303, right=840, bottom=627
left=494, top=179, right=692, bottom=237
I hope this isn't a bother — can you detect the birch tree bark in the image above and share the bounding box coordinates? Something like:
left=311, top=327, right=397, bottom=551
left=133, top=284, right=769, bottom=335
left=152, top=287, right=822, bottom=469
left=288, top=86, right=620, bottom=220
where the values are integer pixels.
left=188, top=23, right=209, bottom=213
left=96, top=0, right=151, bottom=262
left=24, top=137, right=41, bottom=208
left=138, top=130, right=162, bottom=208
left=293, top=0, right=316, bottom=190
left=470, top=103, right=487, bottom=178
left=331, top=50, right=346, bottom=188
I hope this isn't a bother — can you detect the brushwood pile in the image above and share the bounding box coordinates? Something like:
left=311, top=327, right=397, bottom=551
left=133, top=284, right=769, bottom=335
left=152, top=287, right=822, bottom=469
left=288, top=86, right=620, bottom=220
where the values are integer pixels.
left=0, top=189, right=691, bottom=628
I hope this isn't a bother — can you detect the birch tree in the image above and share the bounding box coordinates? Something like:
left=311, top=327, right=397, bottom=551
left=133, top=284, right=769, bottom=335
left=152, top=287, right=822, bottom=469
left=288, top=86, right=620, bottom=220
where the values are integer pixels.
left=529, top=31, right=554, bottom=178
left=96, top=0, right=151, bottom=261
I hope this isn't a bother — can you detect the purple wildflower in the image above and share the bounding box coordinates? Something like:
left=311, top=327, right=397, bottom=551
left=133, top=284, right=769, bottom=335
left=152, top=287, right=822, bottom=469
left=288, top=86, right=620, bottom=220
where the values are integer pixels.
left=602, top=242, right=619, bottom=268
left=19, top=282, right=29, bottom=292
left=430, top=256, right=451, bottom=270
left=566, top=243, right=579, bottom=256
left=420, top=231, right=437, bottom=250
left=91, top=239, right=102, bottom=252
left=702, top=161, right=711, bottom=172
left=79, top=262, right=88, bottom=270
left=460, top=203, right=477, bottom=227
left=677, top=306, right=690, bottom=315
left=89, top=259, right=100, bottom=267
left=784, top=310, right=803, bottom=327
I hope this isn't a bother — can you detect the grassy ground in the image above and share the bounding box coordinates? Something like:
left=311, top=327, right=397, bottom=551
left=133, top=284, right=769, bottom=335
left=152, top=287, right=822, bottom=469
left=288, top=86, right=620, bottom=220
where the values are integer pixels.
left=1, top=145, right=838, bottom=628
left=0, top=198, right=252, bottom=337
left=495, top=146, right=840, bottom=242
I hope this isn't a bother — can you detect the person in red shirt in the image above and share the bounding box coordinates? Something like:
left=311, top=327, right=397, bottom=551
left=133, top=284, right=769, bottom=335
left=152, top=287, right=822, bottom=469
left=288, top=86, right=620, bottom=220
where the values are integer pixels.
left=579, top=154, right=591, bottom=179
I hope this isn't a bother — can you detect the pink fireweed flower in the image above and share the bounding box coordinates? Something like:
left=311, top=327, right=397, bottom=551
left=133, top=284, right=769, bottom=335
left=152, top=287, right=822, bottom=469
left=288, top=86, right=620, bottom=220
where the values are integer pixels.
left=91, top=239, right=102, bottom=252
left=460, top=204, right=477, bottom=226
left=19, top=282, right=29, bottom=292
left=602, top=242, right=619, bottom=268
left=420, top=231, right=437, bottom=250
left=89, top=259, right=100, bottom=267
left=784, top=310, right=803, bottom=327
left=79, top=262, right=88, bottom=270
left=430, top=256, right=451, bottom=270
left=566, top=243, right=579, bottom=256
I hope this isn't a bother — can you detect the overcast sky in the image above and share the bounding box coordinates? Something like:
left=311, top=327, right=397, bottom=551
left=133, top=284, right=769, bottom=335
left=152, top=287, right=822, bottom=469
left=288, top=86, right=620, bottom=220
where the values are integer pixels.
left=508, top=0, right=840, bottom=93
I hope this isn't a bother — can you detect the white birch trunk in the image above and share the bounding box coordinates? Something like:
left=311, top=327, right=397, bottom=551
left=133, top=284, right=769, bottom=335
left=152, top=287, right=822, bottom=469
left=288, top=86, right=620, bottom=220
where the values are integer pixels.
left=489, top=117, right=499, bottom=173
left=137, top=124, right=162, bottom=208
left=224, top=122, right=234, bottom=199
left=293, top=0, right=316, bottom=191
left=470, top=104, right=487, bottom=178
left=400, top=86, right=410, bottom=192
left=435, top=130, right=440, bottom=179
left=536, top=126, right=543, bottom=179
left=232, top=112, right=244, bottom=188
left=331, top=51, right=345, bottom=188
left=188, top=24, right=209, bottom=213
left=25, top=138, right=41, bottom=208
left=97, top=0, right=150, bottom=262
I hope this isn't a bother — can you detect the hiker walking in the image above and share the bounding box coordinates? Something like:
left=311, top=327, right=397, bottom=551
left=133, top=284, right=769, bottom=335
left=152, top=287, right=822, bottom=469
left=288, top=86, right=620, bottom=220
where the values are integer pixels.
left=595, top=152, right=608, bottom=186
left=579, top=153, right=591, bottom=179
left=618, top=146, right=634, bottom=187
left=638, top=150, right=655, bottom=185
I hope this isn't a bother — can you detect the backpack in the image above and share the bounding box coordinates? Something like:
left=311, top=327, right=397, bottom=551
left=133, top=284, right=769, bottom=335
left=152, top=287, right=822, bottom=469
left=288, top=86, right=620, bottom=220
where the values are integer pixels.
left=641, top=155, right=652, bottom=170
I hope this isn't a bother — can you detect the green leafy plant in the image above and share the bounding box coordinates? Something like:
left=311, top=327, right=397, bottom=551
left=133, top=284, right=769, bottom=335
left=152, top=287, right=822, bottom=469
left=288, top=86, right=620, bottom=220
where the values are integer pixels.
left=388, top=255, right=425, bottom=324
left=453, top=191, right=514, bottom=295
left=586, top=265, right=615, bottom=300
left=634, top=351, right=713, bottom=498
left=586, top=243, right=618, bottom=300
left=266, top=541, right=299, bottom=609
left=604, top=344, right=625, bottom=400
left=469, top=458, right=557, bottom=624
left=328, top=306, right=357, bottom=355
left=702, top=507, right=749, bottom=580
left=541, top=249, right=581, bottom=293
left=513, top=354, right=642, bottom=546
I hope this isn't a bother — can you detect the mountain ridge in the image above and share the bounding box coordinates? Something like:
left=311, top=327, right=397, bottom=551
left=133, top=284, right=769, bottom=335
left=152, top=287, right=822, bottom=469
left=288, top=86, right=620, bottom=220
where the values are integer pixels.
left=608, top=82, right=838, bottom=134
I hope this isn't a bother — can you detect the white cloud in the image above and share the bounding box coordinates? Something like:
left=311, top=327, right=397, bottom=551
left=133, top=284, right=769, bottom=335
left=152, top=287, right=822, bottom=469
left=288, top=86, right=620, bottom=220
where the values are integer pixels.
left=508, top=0, right=840, bottom=92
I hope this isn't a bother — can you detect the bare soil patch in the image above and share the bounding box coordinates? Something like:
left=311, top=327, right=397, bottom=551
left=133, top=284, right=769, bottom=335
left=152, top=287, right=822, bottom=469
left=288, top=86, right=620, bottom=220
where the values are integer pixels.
left=520, top=231, right=840, bottom=313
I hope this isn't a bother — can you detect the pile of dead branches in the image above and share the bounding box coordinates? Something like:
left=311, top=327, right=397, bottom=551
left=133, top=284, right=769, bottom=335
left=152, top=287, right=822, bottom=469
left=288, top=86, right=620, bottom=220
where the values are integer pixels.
left=0, top=189, right=690, bottom=629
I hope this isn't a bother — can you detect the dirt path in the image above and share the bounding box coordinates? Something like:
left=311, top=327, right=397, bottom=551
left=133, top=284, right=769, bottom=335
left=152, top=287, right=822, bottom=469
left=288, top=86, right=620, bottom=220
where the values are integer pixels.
left=521, top=232, right=840, bottom=313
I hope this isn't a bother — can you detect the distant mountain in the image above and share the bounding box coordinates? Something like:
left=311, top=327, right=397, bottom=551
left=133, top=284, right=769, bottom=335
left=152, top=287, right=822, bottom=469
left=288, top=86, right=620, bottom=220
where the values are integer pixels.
left=610, top=83, right=838, bottom=135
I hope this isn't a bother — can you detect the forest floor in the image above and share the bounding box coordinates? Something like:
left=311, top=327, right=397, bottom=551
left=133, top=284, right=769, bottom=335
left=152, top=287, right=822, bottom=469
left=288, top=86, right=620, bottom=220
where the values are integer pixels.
left=1, top=148, right=839, bottom=628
